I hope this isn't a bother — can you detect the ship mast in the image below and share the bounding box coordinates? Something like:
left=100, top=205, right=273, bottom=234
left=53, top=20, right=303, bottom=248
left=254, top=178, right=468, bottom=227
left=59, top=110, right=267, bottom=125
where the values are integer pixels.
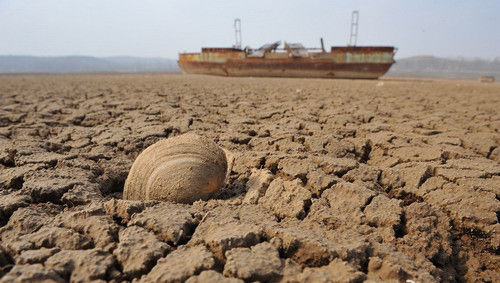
left=348, top=10, right=359, bottom=46
left=234, top=18, right=242, bottom=49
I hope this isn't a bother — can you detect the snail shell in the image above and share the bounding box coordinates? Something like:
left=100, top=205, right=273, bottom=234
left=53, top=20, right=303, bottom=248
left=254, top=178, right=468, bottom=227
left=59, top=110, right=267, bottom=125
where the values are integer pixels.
left=123, top=133, right=228, bottom=204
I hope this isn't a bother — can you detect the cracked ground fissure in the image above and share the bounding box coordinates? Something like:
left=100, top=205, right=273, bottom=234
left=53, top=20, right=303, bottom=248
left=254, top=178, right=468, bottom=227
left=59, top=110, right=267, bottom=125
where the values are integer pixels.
left=0, top=74, right=498, bottom=282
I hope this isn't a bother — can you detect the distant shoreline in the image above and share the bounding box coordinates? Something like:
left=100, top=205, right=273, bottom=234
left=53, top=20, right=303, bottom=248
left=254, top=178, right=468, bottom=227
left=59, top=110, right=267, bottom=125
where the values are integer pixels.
left=0, top=71, right=182, bottom=76
left=0, top=55, right=498, bottom=79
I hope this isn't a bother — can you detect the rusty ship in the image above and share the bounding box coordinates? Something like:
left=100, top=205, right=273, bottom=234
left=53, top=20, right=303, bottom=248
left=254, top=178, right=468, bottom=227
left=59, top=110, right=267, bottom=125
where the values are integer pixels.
left=178, top=15, right=396, bottom=79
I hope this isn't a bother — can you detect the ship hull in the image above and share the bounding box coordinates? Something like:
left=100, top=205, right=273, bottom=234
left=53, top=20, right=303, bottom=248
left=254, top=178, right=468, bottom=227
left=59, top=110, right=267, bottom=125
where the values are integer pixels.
left=178, top=46, right=396, bottom=79
left=178, top=61, right=393, bottom=79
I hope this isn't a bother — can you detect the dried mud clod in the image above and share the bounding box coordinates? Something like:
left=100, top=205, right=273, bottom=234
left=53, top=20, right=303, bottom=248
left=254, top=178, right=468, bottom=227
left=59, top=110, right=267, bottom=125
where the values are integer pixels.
left=0, top=75, right=499, bottom=283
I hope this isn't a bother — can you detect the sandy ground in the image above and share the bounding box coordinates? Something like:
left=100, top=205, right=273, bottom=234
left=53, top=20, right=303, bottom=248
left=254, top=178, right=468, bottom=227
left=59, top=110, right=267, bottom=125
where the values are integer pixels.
left=0, top=74, right=498, bottom=283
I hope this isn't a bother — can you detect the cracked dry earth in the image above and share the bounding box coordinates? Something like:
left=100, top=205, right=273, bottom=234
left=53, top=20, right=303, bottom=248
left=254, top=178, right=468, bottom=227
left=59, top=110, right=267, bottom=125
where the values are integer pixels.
left=0, top=74, right=498, bottom=283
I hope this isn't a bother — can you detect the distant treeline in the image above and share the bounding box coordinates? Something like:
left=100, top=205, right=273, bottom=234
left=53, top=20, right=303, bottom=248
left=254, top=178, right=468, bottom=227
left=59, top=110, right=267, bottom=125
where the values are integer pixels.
left=0, top=55, right=180, bottom=73
left=388, top=56, right=500, bottom=79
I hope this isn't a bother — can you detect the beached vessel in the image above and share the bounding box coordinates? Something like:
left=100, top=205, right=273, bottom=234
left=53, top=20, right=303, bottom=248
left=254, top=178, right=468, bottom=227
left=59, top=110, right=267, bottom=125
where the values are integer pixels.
left=178, top=44, right=396, bottom=79
left=178, top=14, right=396, bottom=79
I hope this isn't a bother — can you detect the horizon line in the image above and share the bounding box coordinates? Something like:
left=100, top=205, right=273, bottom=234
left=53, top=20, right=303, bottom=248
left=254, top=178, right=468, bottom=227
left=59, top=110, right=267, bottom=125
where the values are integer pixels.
left=1, top=54, right=499, bottom=61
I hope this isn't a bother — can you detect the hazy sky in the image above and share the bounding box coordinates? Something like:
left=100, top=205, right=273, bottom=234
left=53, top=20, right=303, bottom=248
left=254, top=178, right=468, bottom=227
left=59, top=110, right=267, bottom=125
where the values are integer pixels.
left=1, top=0, right=499, bottom=59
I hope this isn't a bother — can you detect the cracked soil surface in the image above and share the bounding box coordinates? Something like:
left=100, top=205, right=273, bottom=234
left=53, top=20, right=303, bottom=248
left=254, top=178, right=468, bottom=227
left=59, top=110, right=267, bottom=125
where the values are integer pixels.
left=0, top=74, right=499, bottom=282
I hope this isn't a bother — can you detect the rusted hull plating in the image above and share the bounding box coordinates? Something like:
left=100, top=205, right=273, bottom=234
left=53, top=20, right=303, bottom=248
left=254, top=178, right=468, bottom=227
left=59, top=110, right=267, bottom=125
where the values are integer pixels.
left=178, top=46, right=396, bottom=79
left=178, top=61, right=393, bottom=79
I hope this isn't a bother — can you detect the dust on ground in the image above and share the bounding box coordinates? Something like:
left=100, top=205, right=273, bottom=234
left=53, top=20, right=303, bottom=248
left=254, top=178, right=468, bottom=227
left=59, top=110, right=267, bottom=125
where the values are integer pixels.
left=0, top=74, right=498, bottom=282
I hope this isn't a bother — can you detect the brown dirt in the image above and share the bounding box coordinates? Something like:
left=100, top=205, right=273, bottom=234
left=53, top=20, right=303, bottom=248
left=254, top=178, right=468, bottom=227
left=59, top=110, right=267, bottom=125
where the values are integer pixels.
left=0, top=74, right=498, bottom=283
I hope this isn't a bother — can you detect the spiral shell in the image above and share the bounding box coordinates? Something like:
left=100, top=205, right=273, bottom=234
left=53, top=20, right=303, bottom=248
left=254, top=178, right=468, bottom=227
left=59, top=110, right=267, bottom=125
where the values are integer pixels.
left=123, top=133, right=228, bottom=204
